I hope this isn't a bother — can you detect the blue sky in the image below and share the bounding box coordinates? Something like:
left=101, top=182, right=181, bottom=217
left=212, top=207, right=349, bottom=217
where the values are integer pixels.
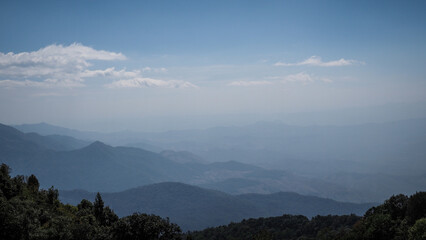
left=0, top=0, right=425, bottom=131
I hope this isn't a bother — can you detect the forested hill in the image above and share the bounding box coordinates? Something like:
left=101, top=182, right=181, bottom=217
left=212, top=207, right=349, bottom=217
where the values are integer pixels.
left=0, top=163, right=182, bottom=240
left=60, top=182, right=373, bottom=231
left=1, top=163, right=426, bottom=240
left=189, top=192, right=426, bottom=240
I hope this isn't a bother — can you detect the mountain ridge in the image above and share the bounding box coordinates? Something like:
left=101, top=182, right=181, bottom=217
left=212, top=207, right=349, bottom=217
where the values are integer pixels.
left=59, top=182, right=375, bottom=231
left=2, top=122, right=424, bottom=202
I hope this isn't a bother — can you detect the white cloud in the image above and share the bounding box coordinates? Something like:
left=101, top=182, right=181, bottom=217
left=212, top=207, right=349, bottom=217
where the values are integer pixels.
left=105, top=77, right=198, bottom=89
left=0, top=43, right=195, bottom=89
left=0, top=43, right=125, bottom=77
left=274, top=56, right=361, bottom=67
left=320, top=77, right=333, bottom=83
left=227, top=73, right=333, bottom=87
left=275, top=72, right=333, bottom=85
left=142, top=67, right=168, bottom=73
left=0, top=79, right=85, bottom=88
left=81, top=67, right=140, bottom=78
left=282, top=72, right=314, bottom=84
left=0, top=43, right=126, bottom=88
left=228, top=81, right=272, bottom=87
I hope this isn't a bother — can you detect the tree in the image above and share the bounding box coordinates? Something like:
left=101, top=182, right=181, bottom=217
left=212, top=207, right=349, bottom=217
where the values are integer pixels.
left=103, top=206, right=119, bottom=226
left=112, top=213, right=182, bottom=240
left=78, top=199, right=93, bottom=211
left=94, top=192, right=105, bottom=225
left=0, top=164, right=184, bottom=240
left=408, top=218, right=426, bottom=240
left=27, top=174, right=40, bottom=192
left=0, top=163, right=10, bottom=177
left=47, top=186, right=59, bottom=205
left=406, top=192, right=426, bottom=224
left=382, top=194, right=408, bottom=220
left=0, top=163, right=14, bottom=199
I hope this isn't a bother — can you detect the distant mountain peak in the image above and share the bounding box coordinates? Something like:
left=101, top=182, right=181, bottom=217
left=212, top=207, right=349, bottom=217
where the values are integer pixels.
left=87, top=141, right=111, bottom=149
left=160, top=150, right=206, bottom=164
left=78, top=141, right=115, bottom=154
left=0, top=123, right=24, bottom=135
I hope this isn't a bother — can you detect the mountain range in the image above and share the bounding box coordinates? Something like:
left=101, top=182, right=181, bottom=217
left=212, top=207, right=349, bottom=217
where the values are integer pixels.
left=11, top=120, right=426, bottom=202
left=59, top=182, right=374, bottom=231
left=14, top=119, right=426, bottom=177
left=1, top=123, right=363, bottom=201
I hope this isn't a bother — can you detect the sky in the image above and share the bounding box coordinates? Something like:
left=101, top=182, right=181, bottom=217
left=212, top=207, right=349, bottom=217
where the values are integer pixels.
left=0, top=0, right=425, bottom=131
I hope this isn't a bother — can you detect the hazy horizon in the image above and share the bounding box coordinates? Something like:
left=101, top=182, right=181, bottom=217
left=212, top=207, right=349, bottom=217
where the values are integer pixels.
left=5, top=100, right=426, bottom=133
left=1, top=1, right=426, bottom=237
left=1, top=1, right=426, bottom=132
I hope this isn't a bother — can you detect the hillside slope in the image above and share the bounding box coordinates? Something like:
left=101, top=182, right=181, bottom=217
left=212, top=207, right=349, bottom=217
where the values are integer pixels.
left=60, top=182, right=374, bottom=231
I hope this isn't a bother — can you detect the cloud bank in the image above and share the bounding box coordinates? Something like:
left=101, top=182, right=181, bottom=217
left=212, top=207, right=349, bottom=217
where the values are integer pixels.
left=274, top=56, right=361, bottom=67
left=228, top=73, right=332, bottom=87
left=281, top=72, right=332, bottom=84
left=228, top=80, right=272, bottom=87
left=0, top=43, right=195, bottom=89
left=282, top=72, right=314, bottom=83
left=106, top=77, right=198, bottom=89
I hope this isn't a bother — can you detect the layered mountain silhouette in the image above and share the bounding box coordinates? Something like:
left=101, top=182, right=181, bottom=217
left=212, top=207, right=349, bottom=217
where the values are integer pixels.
left=13, top=119, right=426, bottom=202
left=3, top=122, right=425, bottom=202
left=0, top=123, right=197, bottom=191
left=0, top=123, right=359, bottom=200
left=59, top=182, right=374, bottom=231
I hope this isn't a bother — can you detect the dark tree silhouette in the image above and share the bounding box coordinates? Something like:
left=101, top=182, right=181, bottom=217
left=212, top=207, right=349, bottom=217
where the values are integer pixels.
left=27, top=174, right=39, bottom=192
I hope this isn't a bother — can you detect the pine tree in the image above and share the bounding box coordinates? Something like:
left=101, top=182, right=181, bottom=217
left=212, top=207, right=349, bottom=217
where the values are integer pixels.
left=27, top=174, right=39, bottom=192
left=94, top=192, right=105, bottom=225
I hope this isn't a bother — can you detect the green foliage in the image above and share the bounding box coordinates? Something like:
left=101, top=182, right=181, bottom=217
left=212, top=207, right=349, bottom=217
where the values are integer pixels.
left=406, top=192, right=426, bottom=224
left=77, top=199, right=93, bottom=211
left=337, top=192, right=426, bottom=240
left=1, top=163, right=425, bottom=240
left=27, top=174, right=40, bottom=192
left=187, top=214, right=360, bottom=240
left=0, top=164, right=182, bottom=240
left=189, top=192, right=426, bottom=240
left=408, top=218, right=426, bottom=240
left=94, top=192, right=105, bottom=225
left=112, top=213, right=182, bottom=240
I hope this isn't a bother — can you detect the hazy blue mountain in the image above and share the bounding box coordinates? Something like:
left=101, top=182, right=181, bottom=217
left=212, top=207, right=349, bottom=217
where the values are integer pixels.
left=23, top=133, right=89, bottom=151
left=3, top=122, right=424, bottom=202
left=199, top=178, right=262, bottom=193
left=126, top=118, right=426, bottom=202
left=59, top=182, right=374, bottom=231
left=206, top=160, right=261, bottom=171
left=237, top=192, right=373, bottom=218
left=160, top=150, right=206, bottom=164
left=14, top=122, right=162, bottom=147
left=0, top=124, right=197, bottom=191
left=0, top=123, right=89, bottom=152
left=18, top=143, right=199, bottom=192
left=1, top=123, right=351, bottom=199
left=194, top=171, right=370, bottom=203
left=15, top=119, right=426, bottom=176
left=134, top=118, right=426, bottom=175
left=125, top=142, right=164, bottom=153
left=0, top=123, right=45, bottom=162
left=14, top=122, right=92, bottom=139
left=321, top=172, right=426, bottom=202
left=186, top=160, right=369, bottom=202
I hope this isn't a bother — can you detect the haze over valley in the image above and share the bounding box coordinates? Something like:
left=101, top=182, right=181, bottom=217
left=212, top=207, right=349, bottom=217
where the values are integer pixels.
left=1, top=1, right=426, bottom=239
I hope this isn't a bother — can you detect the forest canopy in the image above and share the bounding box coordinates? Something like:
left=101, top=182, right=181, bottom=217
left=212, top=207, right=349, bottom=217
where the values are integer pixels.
left=1, top=163, right=425, bottom=240
left=0, top=163, right=182, bottom=240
